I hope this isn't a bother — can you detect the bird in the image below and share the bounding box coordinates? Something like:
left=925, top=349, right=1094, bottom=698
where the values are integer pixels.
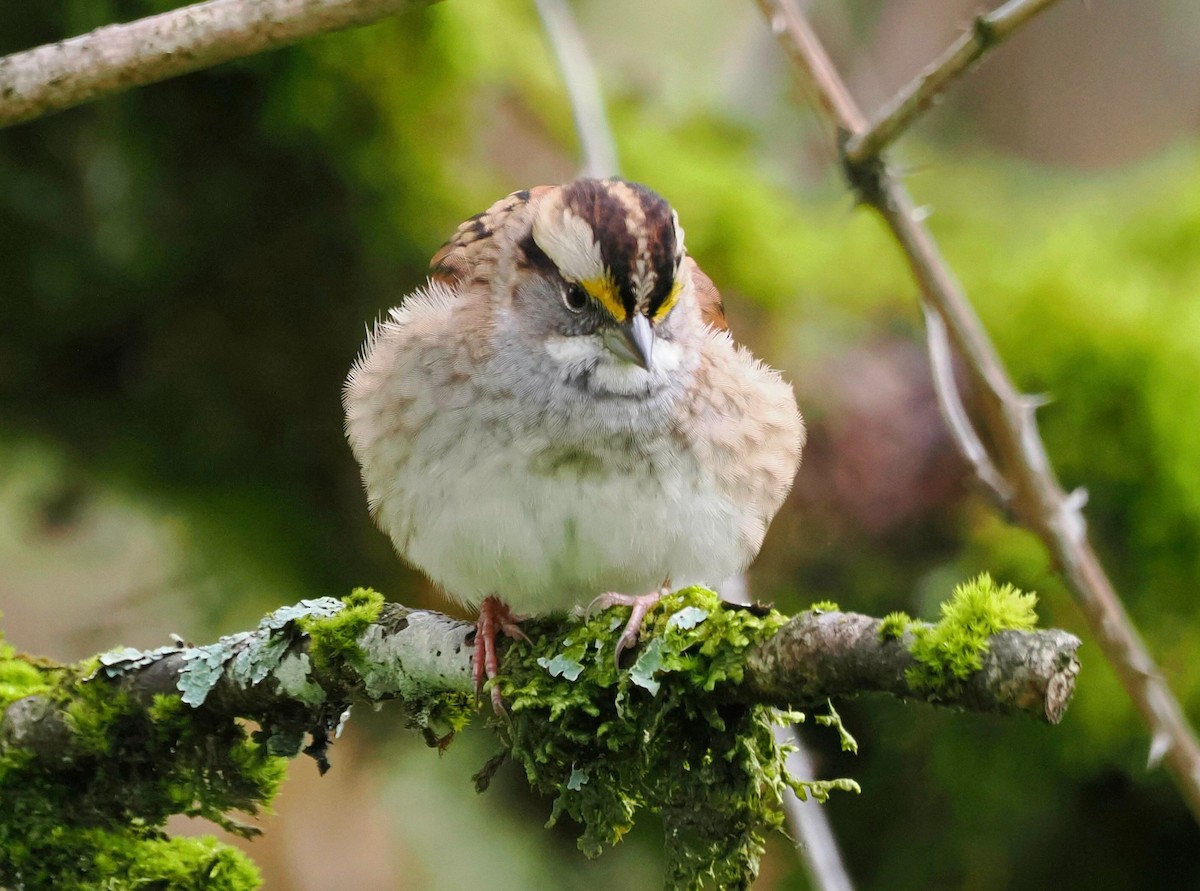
left=344, top=178, right=804, bottom=711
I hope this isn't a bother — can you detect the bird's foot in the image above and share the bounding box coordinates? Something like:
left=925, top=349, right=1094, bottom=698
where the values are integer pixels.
left=473, top=596, right=530, bottom=714
left=588, top=586, right=669, bottom=666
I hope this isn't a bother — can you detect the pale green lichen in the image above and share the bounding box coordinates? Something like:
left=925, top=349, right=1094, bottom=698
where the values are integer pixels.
left=905, top=574, right=1039, bottom=696
left=352, top=603, right=476, bottom=744
left=492, top=587, right=858, bottom=891
left=273, top=652, right=326, bottom=704
left=163, top=597, right=345, bottom=707
left=538, top=652, right=586, bottom=681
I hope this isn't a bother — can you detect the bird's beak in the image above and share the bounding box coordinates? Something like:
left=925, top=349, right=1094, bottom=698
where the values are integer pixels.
left=604, top=314, right=655, bottom=371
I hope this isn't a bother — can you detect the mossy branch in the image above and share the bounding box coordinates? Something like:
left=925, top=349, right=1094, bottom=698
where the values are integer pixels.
left=1, top=580, right=1078, bottom=889
left=743, top=607, right=1079, bottom=725
left=3, top=586, right=1078, bottom=763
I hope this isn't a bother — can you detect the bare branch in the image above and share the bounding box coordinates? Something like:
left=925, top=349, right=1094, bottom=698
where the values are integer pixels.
left=843, top=0, right=1065, bottom=164
left=0, top=0, right=435, bottom=130
left=533, top=0, right=619, bottom=179
left=754, top=0, right=1200, bottom=822
left=741, top=610, right=1079, bottom=724
left=756, top=0, right=864, bottom=133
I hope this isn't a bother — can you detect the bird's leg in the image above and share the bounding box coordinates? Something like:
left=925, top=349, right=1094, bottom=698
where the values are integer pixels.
left=588, top=585, right=670, bottom=666
left=473, top=595, right=529, bottom=714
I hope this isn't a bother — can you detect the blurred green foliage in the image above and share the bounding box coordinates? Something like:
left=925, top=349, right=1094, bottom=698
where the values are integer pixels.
left=3, top=0, right=1200, bottom=888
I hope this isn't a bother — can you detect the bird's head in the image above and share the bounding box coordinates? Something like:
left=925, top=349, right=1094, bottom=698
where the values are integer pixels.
left=520, top=177, right=688, bottom=373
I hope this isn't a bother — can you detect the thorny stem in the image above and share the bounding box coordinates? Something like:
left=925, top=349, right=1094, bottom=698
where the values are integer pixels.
left=753, top=0, right=1200, bottom=823
left=842, top=0, right=1066, bottom=164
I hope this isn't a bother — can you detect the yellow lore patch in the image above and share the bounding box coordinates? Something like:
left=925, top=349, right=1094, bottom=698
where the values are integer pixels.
left=651, top=280, right=682, bottom=322
left=582, top=276, right=626, bottom=323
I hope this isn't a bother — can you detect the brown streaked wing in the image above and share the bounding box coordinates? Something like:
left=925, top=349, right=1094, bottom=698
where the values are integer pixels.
left=687, top=258, right=728, bottom=333
left=430, top=185, right=556, bottom=288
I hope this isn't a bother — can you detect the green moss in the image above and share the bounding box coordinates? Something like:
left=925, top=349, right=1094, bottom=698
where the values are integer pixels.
left=878, top=611, right=914, bottom=641
left=12, top=828, right=262, bottom=891
left=814, top=700, right=859, bottom=755
left=0, top=623, right=283, bottom=890
left=493, top=587, right=857, bottom=890
left=298, top=586, right=385, bottom=683
left=905, top=574, right=1039, bottom=696
left=809, top=600, right=840, bottom=613
left=0, top=635, right=57, bottom=708
left=0, top=661, right=52, bottom=708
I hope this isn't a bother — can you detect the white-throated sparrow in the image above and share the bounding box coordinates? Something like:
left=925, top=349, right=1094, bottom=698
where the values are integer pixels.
left=344, top=178, right=803, bottom=709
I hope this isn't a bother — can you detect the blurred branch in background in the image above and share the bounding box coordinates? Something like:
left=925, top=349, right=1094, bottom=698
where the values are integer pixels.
left=531, top=0, right=858, bottom=882
left=0, top=0, right=434, bottom=129
left=754, top=0, right=1200, bottom=823
left=530, top=0, right=859, bottom=881
left=922, top=304, right=1012, bottom=506
left=532, top=0, right=619, bottom=179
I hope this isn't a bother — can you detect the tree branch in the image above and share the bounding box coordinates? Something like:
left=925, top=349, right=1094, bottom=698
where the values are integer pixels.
left=2, top=595, right=1079, bottom=776
left=753, top=0, right=1200, bottom=823
left=742, top=610, right=1079, bottom=724
left=0, top=590, right=1078, bottom=887
left=842, top=0, right=1064, bottom=164
left=2, top=600, right=474, bottom=768
left=0, top=0, right=435, bottom=130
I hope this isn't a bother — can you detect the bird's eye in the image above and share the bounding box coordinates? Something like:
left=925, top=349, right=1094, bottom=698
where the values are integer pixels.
left=562, top=282, right=589, bottom=313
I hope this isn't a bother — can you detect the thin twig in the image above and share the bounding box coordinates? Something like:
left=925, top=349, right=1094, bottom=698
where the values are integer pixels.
left=532, top=0, right=620, bottom=179
left=754, top=0, right=1200, bottom=822
left=843, top=0, right=1065, bottom=164
left=0, top=0, right=434, bottom=129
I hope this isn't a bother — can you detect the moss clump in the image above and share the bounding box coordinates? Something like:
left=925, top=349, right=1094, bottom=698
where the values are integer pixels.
left=878, top=611, right=914, bottom=641
left=10, top=829, right=262, bottom=891
left=0, top=624, right=285, bottom=890
left=0, top=644, right=56, bottom=706
left=493, top=587, right=856, bottom=891
left=905, top=574, right=1039, bottom=696
left=298, top=586, right=385, bottom=684
left=809, top=600, right=840, bottom=613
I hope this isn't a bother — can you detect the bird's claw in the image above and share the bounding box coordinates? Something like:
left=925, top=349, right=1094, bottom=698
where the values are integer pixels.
left=587, top=586, right=668, bottom=666
left=473, top=596, right=528, bottom=714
